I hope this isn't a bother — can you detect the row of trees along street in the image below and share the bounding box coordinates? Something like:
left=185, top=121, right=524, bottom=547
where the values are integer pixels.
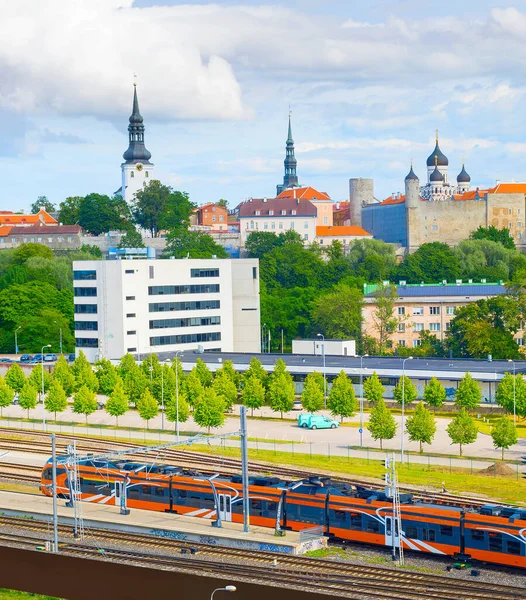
left=0, top=355, right=521, bottom=457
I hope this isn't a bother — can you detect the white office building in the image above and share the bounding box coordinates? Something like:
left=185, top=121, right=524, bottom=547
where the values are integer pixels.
left=73, top=258, right=261, bottom=362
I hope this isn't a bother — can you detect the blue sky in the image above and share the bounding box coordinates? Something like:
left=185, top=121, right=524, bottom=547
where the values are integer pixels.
left=2, top=1, right=526, bottom=211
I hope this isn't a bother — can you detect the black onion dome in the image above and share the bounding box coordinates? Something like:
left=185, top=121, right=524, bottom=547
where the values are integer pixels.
left=426, top=141, right=448, bottom=167
left=405, top=165, right=419, bottom=181
left=430, top=165, right=444, bottom=182
left=457, top=165, right=471, bottom=183
left=122, top=85, right=152, bottom=164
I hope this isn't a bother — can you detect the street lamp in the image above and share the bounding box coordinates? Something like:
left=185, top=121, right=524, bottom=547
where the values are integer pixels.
left=53, top=321, right=63, bottom=355
left=508, top=359, right=516, bottom=426
left=211, top=586, right=236, bottom=600
left=41, top=344, right=52, bottom=430
left=401, top=356, right=413, bottom=462
left=174, top=350, right=183, bottom=441
left=14, top=326, right=21, bottom=355
left=262, top=323, right=267, bottom=353
left=359, top=354, right=369, bottom=448
left=317, top=333, right=326, bottom=408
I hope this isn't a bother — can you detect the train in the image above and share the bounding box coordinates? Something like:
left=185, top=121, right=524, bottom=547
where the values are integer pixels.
left=41, top=457, right=526, bottom=568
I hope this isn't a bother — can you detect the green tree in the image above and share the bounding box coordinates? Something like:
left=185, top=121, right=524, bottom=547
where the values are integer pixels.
left=171, top=356, right=186, bottom=396
left=241, top=374, right=266, bottom=416
left=301, top=374, right=324, bottom=413
left=130, top=180, right=174, bottom=236
left=405, top=401, right=437, bottom=453
left=30, top=195, right=56, bottom=214
left=18, top=382, right=37, bottom=418
left=159, top=188, right=197, bottom=232
left=447, top=408, right=478, bottom=456
left=29, top=364, right=52, bottom=397
left=491, top=416, right=518, bottom=460
left=495, top=372, right=526, bottom=419
left=185, top=369, right=205, bottom=408
left=72, top=351, right=99, bottom=392
left=193, top=388, right=226, bottom=434
left=243, top=357, right=268, bottom=389
left=194, top=358, right=213, bottom=387
left=212, top=372, right=238, bottom=411
left=165, top=393, right=190, bottom=427
left=118, top=353, right=137, bottom=379
left=152, top=364, right=176, bottom=405
left=268, top=373, right=295, bottom=418
left=118, top=228, right=144, bottom=248
left=327, top=371, right=357, bottom=422
left=72, top=385, right=97, bottom=425
left=370, top=284, right=399, bottom=352
left=363, top=371, right=385, bottom=405
left=5, top=363, right=26, bottom=392
left=454, top=372, right=481, bottom=411
left=95, top=358, right=119, bottom=396
left=393, top=375, right=418, bottom=406
left=53, top=355, right=76, bottom=395
left=0, top=376, right=14, bottom=415
left=368, top=398, right=397, bottom=449
left=163, top=229, right=228, bottom=259
left=44, top=379, right=68, bottom=420
left=105, top=378, right=129, bottom=427
left=423, top=376, right=446, bottom=410
left=311, top=283, right=363, bottom=340
left=58, top=196, right=82, bottom=225
left=78, top=193, right=131, bottom=236
left=395, top=242, right=462, bottom=284
left=141, top=353, right=162, bottom=383
left=122, top=364, right=149, bottom=406
left=215, top=360, right=240, bottom=389
left=13, top=243, right=53, bottom=264
left=245, top=231, right=282, bottom=259
left=347, top=238, right=397, bottom=281
left=471, top=225, right=515, bottom=249
left=136, top=389, right=159, bottom=429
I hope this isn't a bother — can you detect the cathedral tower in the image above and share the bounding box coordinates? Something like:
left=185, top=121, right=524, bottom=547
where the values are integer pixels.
left=276, top=115, right=299, bottom=195
left=120, top=84, right=154, bottom=203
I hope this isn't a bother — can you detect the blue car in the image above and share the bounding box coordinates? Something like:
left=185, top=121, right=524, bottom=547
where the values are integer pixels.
left=32, top=354, right=44, bottom=362
left=44, top=354, right=57, bottom=362
left=19, top=354, right=33, bottom=363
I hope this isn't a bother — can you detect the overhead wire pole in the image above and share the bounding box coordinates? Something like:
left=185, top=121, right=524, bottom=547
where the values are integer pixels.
left=240, top=405, right=250, bottom=533
left=51, top=433, right=59, bottom=553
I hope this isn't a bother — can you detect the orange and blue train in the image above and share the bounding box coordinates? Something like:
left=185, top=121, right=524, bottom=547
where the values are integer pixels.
left=41, top=457, right=526, bottom=568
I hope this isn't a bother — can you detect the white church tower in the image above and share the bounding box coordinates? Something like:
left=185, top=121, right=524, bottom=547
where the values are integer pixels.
left=119, top=84, right=154, bottom=203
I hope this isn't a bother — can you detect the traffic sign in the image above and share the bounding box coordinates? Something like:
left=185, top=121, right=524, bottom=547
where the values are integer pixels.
left=358, top=428, right=363, bottom=434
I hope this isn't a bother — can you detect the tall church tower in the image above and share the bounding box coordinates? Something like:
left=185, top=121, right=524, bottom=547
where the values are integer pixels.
left=276, top=115, right=299, bottom=195
left=120, top=84, right=154, bottom=203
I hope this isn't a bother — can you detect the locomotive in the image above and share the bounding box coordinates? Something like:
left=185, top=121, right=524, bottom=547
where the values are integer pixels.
left=41, top=457, right=526, bottom=568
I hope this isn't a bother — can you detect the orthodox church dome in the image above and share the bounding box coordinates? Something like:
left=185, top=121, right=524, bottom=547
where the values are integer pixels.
left=405, top=165, right=419, bottom=181
left=429, top=165, right=444, bottom=182
left=457, top=164, right=471, bottom=183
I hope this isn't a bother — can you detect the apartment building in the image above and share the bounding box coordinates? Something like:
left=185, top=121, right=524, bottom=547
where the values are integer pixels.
left=73, top=258, right=261, bottom=362
left=362, top=281, right=513, bottom=349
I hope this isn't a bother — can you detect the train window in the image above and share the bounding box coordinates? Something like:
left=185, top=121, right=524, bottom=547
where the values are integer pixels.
left=366, top=520, right=380, bottom=534
left=422, top=529, right=436, bottom=542
left=128, top=487, right=140, bottom=499
left=43, top=468, right=52, bottom=479
left=386, top=519, right=392, bottom=536
left=439, top=525, right=453, bottom=537
left=470, top=529, right=484, bottom=541
left=178, top=489, right=187, bottom=498
left=334, top=510, right=347, bottom=522
left=507, top=540, right=521, bottom=555
left=142, top=486, right=152, bottom=495
left=350, top=513, right=362, bottom=530
left=405, top=526, right=418, bottom=538
left=267, top=502, right=277, bottom=512
left=251, top=500, right=263, bottom=515
left=488, top=533, right=503, bottom=553
left=155, top=486, right=165, bottom=497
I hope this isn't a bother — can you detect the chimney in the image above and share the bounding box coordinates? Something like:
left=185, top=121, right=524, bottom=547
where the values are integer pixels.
left=391, top=193, right=395, bottom=200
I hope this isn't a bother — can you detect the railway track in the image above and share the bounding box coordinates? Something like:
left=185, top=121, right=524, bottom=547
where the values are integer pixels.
left=0, top=519, right=523, bottom=600
left=0, top=428, right=518, bottom=509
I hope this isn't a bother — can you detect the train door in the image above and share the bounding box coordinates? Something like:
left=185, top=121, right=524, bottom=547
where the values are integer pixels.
left=114, top=481, right=123, bottom=507
left=385, top=516, right=400, bottom=549
left=218, top=494, right=232, bottom=522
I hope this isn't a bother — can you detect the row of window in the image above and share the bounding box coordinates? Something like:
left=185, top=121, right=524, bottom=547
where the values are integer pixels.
left=149, top=300, right=221, bottom=313
left=73, top=270, right=97, bottom=280
left=74, top=304, right=97, bottom=314
left=74, top=321, right=98, bottom=331
left=149, top=316, right=221, bottom=329
left=148, top=284, right=220, bottom=295
left=398, top=306, right=455, bottom=316
left=190, top=268, right=219, bottom=278
left=150, top=332, right=221, bottom=346
left=74, top=287, right=97, bottom=297
left=1, top=236, right=75, bottom=244
left=247, top=220, right=310, bottom=231
left=75, top=338, right=98, bottom=348
left=398, top=322, right=446, bottom=333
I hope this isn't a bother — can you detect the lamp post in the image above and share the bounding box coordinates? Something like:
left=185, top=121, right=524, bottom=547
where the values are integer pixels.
left=41, top=344, right=52, bottom=430
left=160, top=360, right=168, bottom=432
left=262, top=323, right=267, bottom=353
left=401, top=356, right=413, bottom=462
left=317, top=333, right=326, bottom=408
left=508, top=359, right=516, bottom=426
left=359, top=354, right=369, bottom=448
left=210, top=586, right=236, bottom=600
left=53, top=321, right=63, bottom=355
left=14, top=326, right=21, bottom=355
left=174, top=350, right=183, bottom=441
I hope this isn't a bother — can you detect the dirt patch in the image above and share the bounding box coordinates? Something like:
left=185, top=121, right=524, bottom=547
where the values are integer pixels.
left=478, top=462, right=516, bottom=477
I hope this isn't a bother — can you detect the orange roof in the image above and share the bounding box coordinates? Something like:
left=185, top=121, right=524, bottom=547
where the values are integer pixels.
left=0, top=209, right=57, bottom=226
left=0, top=226, right=13, bottom=237
left=380, top=194, right=406, bottom=205
left=316, top=225, right=372, bottom=237
left=277, top=186, right=331, bottom=201
left=490, top=183, right=526, bottom=194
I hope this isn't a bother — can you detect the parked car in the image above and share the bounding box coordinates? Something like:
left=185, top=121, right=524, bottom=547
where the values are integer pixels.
left=298, top=414, right=339, bottom=430
left=67, top=353, right=76, bottom=362
left=32, top=354, right=44, bottom=362
left=44, top=354, right=58, bottom=362
left=0, top=358, right=14, bottom=363
left=19, top=354, right=33, bottom=363
left=12, top=393, right=19, bottom=405
left=96, top=402, right=105, bottom=410
left=291, top=400, right=303, bottom=411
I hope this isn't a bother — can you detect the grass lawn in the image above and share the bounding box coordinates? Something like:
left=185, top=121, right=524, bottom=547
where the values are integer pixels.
left=0, top=590, right=61, bottom=600
left=475, top=414, right=526, bottom=438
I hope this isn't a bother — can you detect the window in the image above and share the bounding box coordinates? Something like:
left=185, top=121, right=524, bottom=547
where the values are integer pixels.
left=74, top=321, right=98, bottom=331
left=250, top=220, right=254, bottom=229
left=429, top=306, right=440, bottom=315
left=509, top=222, right=512, bottom=228
left=57, top=237, right=63, bottom=242
left=518, top=222, right=522, bottom=227
left=126, top=313, right=136, bottom=318
left=429, top=323, right=440, bottom=332
left=446, top=306, right=455, bottom=316
left=488, top=532, right=503, bottom=553
left=398, top=323, right=405, bottom=332
left=74, top=287, right=97, bottom=297
left=279, top=222, right=283, bottom=229
left=398, top=340, right=406, bottom=347
left=150, top=332, right=221, bottom=346
left=366, top=520, right=380, bottom=533
left=445, top=322, right=451, bottom=331
left=291, top=210, right=296, bottom=216
left=219, top=215, right=224, bottom=222
left=439, top=525, right=453, bottom=537
left=253, top=267, right=257, bottom=280
left=281, top=210, right=286, bottom=215
left=75, top=338, right=98, bottom=348
left=405, top=526, right=418, bottom=539
left=125, top=269, right=135, bottom=274
left=149, top=316, right=221, bottom=329
left=74, top=270, right=96, bottom=280
left=304, top=221, right=309, bottom=229
left=422, top=529, right=436, bottom=542
left=398, top=307, right=405, bottom=315
left=254, top=211, right=260, bottom=216
left=412, top=307, right=424, bottom=315
left=126, top=296, right=135, bottom=301
left=149, top=266, right=154, bottom=279
left=264, top=223, right=268, bottom=229
left=470, top=529, right=484, bottom=541
left=509, top=208, right=512, bottom=214
left=271, top=223, right=275, bottom=229
left=191, top=269, right=219, bottom=278
left=269, top=210, right=274, bottom=216
left=75, top=304, right=97, bottom=314
left=127, top=330, right=137, bottom=335
left=413, top=339, right=422, bottom=347
left=304, top=234, right=308, bottom=240
left=290, top=222, right=295, bottom=229
left=507, top=540, right=521, bottom=555
left=516, top=338, right=524, bottom=346
left=145, top=171, right=149, bottom=177
left=67, top=237, right=72, bottom=242
left=323, top=216, right=328, bottom=224
left=149, top=284, right=220, bottom=295
left=518, top=232, right=522, bottom=239
left=149, top=300, right=221, bottom=313
left=319, top=239, right=324, bottom=244
left=130, top=171, right=134, bottom=178
left=413, top=323, right=424, bottom=332
left=431, top=225, right=438, bottom=231
left=127, top=347, right=137, bottom=352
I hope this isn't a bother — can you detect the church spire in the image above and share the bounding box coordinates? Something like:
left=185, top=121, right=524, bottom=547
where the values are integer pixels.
left=123, top=83, right=152, bottom=164
left=276, top=112, right=299, bottom=195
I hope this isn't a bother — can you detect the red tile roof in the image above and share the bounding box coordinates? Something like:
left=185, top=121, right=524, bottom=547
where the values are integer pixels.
left=0, top=209, right=57, bottom=226
left=239, top=197, right=317, bottom=218
left=380, top=194, right=406, bottom=205
left=316, top=225, right=372, bottom=237
left=277, top=186, right=331, bottom=201
left=0, top=224, right=81, bottom=236
left=490, top=183, right=526, bottom=194
left=0, top=226, right=13, bottom=237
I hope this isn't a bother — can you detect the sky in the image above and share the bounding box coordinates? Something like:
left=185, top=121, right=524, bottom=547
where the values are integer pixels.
left=3, top=0, right=526, bottom=211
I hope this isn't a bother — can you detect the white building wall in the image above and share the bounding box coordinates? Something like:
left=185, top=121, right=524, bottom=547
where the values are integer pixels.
left=73, top=258, right=260, bottom=362
left=239, top=216, right=316, bottom=246
left=292, top=339, right=356, bottom=356
left=121, top=163, right=155, bottom=204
